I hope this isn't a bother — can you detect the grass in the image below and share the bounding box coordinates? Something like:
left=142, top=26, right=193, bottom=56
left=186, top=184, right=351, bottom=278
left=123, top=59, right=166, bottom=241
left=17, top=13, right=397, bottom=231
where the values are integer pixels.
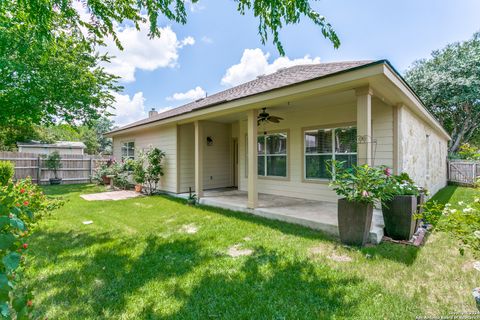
left=24, top=184, right=480, bottom=319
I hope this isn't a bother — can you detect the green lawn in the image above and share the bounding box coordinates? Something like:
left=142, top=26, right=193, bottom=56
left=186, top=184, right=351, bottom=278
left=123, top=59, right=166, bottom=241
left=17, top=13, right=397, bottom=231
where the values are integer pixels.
left=25, top=184, right=479, bottom=319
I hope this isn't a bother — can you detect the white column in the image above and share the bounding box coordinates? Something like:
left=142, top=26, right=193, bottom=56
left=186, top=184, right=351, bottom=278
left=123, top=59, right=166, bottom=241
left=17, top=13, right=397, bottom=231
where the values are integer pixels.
left=194, top=120, right=204, bottom=198
left=356, top=87, right=373, bottom=166
left=247, top=109, right=258, bottom=208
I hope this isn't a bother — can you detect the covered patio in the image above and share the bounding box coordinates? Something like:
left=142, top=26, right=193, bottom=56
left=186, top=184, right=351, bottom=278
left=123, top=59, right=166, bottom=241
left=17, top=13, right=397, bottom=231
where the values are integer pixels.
left=178, top=188, right=385, bottom=244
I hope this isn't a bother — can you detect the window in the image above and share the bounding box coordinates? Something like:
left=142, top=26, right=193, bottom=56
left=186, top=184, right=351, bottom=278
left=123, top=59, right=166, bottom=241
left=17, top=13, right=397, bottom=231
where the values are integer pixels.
left=121, top=141, right=135, bottom=160
left=246, top=132, right=288, bottom=178
left=304, top=126, right=357, bottom=179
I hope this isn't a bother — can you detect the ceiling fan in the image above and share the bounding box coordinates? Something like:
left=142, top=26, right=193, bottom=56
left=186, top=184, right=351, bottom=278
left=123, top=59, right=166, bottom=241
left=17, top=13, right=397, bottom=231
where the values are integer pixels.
left=257, top=107, right=283, bottom=126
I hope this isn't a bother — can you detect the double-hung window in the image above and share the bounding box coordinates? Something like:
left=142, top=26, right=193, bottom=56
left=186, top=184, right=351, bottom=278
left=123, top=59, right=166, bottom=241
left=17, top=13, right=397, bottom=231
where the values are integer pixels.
left=304, top=126, right=357, bottom=179
left=256, top=132, right=288, bottom=177
left=121, top=141, right=135, bottom=160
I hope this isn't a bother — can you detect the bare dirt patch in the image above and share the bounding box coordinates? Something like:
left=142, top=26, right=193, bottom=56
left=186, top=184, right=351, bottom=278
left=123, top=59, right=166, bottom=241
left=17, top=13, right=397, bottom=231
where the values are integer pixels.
left=327, top=253, right=353, bottom=262
left=227, top=244, right=253, bottom=258
left=179, top=224, right=198, bottom=234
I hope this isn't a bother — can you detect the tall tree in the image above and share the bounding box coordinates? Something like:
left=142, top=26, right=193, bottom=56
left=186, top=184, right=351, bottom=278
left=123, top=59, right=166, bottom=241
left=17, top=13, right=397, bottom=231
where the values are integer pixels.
left=405, top=32, right=480, bottom=153
left=0, top=1, right=120, bottom=128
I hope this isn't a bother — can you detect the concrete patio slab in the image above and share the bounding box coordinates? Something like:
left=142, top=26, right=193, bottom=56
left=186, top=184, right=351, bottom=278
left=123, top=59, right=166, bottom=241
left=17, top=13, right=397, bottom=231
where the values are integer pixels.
left=80, top=190, right=142, bottom=201
left=177, top=189, right=384, bottom=244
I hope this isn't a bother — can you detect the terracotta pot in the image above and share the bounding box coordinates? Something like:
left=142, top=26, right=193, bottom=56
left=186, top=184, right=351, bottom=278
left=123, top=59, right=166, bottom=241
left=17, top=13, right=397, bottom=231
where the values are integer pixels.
left=337, top=198, right=373, bottom=246
left=382, top=195, right=417, bottom=240
left=102, top=175, right=111, bottom=185
left=134, top=184, right=143, bottom=193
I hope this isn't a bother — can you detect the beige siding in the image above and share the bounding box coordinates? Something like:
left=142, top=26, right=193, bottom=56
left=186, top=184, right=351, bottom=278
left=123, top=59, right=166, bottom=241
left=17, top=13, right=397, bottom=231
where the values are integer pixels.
left=238, top=99, right=394, bottom=202
left=112, top=125, right=177, bottom=193
left=178, top=121, right=232, bottom=193
left=18, top=147, right=84, bottom=155
left=203, top=122, right=232, bottom=189
left=399, top=106, right=448, bottom=195
left=178, top=123, right=195, bottom=193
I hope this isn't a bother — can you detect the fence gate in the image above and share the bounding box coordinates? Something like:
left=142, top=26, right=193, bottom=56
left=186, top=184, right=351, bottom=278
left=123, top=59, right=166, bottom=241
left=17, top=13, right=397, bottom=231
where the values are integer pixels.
left=448, top=161, right=480, bottom=186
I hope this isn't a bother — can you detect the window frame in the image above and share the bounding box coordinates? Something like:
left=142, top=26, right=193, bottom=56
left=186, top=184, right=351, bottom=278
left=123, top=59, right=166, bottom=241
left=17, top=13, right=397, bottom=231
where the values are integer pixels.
left=121, top=141, right=135, bottom=160
left=302, top=124, right=357, bottom=182
left=245, top=130, right=289, bottom=180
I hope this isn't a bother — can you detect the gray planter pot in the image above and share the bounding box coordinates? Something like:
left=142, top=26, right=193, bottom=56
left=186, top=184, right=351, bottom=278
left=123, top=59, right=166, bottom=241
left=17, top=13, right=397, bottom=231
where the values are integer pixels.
left=337, top=198, right=373, bottom=246
left=49, top=178, right=62, bottom=185
left=382, top=195, right=417, bottom=240
left=415, top=192, right=426, bottom=230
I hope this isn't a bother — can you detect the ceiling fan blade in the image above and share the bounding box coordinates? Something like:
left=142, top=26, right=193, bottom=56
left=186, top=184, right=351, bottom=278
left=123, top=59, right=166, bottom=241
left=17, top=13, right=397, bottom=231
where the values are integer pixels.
left=269, top=116, right=283, bottom=121
left=267, top=118, right=279, bottom=123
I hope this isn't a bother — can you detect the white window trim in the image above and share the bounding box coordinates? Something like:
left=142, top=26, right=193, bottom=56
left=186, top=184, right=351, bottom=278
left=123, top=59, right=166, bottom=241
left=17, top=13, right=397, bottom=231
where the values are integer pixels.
left=121, top=141, right=135, bottom=160
left=245, top=132, right=289, bottom=179
left=304, top=127, right=357, bottom=181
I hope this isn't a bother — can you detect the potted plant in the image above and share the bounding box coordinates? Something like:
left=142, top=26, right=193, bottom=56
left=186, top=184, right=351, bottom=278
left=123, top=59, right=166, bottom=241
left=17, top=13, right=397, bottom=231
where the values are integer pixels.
left=132, top=160, right=146, bottom=193
left=328, top=160, right=387, bottom=246
left=45, top=151, right=62, bottom=185
left=187, top=187, right=197, bottom=206
left=382, top=171, right=420, bottom=240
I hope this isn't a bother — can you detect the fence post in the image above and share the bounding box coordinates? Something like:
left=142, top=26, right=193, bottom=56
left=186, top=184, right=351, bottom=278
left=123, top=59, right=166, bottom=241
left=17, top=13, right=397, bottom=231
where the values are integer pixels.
left=89, top=157, right=93, bottom=183
left=36, top=156, right=41, bottom=185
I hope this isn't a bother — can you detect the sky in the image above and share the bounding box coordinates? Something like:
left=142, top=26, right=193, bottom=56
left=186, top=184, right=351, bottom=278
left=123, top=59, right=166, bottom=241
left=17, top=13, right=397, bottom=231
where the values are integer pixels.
left=96, top=0, right=480, bottom=126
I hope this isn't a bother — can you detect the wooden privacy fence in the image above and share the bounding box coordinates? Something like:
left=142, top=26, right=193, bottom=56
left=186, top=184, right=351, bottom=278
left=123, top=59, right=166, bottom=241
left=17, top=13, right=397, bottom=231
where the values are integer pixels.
left=448, top=160, right=480, bottom=186
left=0, top=152, right=110, bottom=185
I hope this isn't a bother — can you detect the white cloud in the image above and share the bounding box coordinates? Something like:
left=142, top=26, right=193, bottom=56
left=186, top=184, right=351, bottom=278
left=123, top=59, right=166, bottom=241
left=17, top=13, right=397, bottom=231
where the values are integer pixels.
left=101, top=24, right=195, bottom=82
left=221, top=48, right=321, bottom=87
left=110, top=92, right=147, bottom=126
left=167, top=86, right=206, bottom=101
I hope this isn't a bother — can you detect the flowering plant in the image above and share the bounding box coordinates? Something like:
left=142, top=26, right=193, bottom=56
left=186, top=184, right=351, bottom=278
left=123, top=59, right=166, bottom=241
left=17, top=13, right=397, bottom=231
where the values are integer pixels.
left=382, top=170, right=421, bottom=197
left=328, top=160, right=388, bottom=204
left=0, top=177, right=63, bottom=318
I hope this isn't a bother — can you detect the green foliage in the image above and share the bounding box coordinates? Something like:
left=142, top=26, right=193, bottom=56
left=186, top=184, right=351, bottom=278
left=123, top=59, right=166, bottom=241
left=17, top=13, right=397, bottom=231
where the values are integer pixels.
left=327, top=160, right=388, bottom=204
left=383, top=171, right=421, bottom=198
left=415, top=200, right=444, bottom=226
left=0, top=162, right=14, bottom=186
left=137, top=148, right=166, bottom=195
left=0, top=1, right=120, bottom=130
left=457, top=143, right=480, bottom=160
left=436, top=200, right=480, bottom=257
left=7, top=0, right=339, bottom=57
left=0, top=178, right=63, bottom=318
left=44, top=152, right=62, bottom=179
left=405, top=32, right=480, bottom=152
left=132, top=160, right=146, bottom=185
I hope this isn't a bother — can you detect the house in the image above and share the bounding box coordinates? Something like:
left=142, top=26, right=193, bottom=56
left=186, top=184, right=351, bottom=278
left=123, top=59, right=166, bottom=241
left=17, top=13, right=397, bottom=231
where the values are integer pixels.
left=105, top=60, right=449, bottom=240
left=17, top=141, right=87, bottom=155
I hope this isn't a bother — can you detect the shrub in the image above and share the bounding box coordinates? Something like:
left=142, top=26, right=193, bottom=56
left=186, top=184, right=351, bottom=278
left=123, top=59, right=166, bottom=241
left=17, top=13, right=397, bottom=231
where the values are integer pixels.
left=383, top=171, right=421, bottom=198
left=415, top=200, right=444, bottom=226
left=45, top=151, right=62, bottom=179
left=137, top=148, right=165, bottom=195
left=0, top=161, right=14, bottom=186
left=0, top=178, right=63, bottom=318
left=327, top=160, right=388, bottom=203
left=457, top=143, right=480, bottom=160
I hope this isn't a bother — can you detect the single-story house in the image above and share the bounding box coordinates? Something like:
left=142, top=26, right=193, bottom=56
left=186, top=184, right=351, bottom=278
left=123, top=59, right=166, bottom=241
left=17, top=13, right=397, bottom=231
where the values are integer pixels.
left=106, top=60, right=449, bottom=233
left=17, top=141, right=87, bottom=155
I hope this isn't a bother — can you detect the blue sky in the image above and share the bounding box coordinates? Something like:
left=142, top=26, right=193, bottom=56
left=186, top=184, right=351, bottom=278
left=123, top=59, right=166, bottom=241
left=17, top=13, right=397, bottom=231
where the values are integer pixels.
left=101, top=0, right=480, bottom=126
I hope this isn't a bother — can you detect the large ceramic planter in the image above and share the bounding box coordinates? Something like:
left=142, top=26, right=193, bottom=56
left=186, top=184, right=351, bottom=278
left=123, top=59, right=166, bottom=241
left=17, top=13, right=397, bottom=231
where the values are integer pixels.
left=382, top=195, right=417, bottom=240
left=415, top=192, right=426, bottom=230
left=49, top=178, right=62, bottom=185
left=337, top=198, right=373, bottom=246
left=134, top=184, right=143, bottom=193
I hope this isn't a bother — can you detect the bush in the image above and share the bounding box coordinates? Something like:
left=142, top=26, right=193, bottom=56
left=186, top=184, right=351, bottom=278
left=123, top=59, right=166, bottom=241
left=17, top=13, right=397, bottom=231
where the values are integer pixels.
left=45, top=151, right=62, bottom=179
left=136, top=148, right=165, bottom=195
left=0, top=178, right=63, bottom=318
left=327, top=160, right=388, bottom=203
left=457, top=143, right=480, bottom=160
left=0, top=161, right=14, bottom=186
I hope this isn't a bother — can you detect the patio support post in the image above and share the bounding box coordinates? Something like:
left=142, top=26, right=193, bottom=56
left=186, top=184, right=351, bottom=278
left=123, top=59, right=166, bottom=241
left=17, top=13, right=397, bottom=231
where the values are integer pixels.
left=194, top=120, right=204, bottom=198
left=356, top=87, right=373, bottom=166
left=247, top=109, right=258, bottom=208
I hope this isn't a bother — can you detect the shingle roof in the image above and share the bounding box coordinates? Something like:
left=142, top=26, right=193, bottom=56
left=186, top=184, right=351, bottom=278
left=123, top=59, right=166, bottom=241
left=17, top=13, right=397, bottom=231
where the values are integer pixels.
left=109, top=60, right=376, bottom=134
